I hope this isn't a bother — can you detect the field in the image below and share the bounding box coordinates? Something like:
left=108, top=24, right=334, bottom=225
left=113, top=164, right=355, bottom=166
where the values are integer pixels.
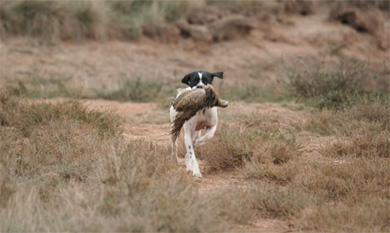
left=1, top=0, right=389, bottom=232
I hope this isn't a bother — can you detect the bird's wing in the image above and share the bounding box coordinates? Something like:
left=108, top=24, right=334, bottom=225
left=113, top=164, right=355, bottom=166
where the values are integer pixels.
left=172, top=88, right=206, bottom=112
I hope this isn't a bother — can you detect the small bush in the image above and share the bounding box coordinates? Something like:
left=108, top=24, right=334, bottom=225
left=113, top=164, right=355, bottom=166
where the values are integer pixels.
left=239, top=160, right=299, bottom=185
left=236, top=133, right=301, bottom=183
left=196, top=124, right=256, bottom=172
left=249, top=184, right=315, bottom=220
left=299, top=197, right=390, bottom=232
left=296, top=97, right=389, bottom=136
left=325, top=132, right=389, bottom=158
left=294, top=157, right=390, bottom=201
left=288, top=60, right=367, bottom=109
left=0, top=94, right=120, bottom=138
left=211, top=183, right=315, bottom=223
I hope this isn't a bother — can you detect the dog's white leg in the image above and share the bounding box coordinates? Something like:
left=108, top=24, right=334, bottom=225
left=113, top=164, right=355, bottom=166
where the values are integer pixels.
left=183, top=123, right=202, bottom=178
left=191, top=130, right=201, bottom=145
left=195, top=124, right=217, bottom=147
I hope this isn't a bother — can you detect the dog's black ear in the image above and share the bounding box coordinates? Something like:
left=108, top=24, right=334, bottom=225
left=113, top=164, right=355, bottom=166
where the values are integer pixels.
left=211, top=72, right=224, bottom=79
left=181, top=73, right=191, bottom=86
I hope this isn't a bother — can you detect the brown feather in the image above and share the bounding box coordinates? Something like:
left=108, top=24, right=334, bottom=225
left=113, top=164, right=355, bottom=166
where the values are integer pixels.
left=170, top=85, right=228, bottom=141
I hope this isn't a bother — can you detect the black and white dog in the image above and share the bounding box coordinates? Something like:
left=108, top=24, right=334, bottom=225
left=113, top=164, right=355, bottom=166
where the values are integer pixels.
left=170, top=70, right=224, bottom=178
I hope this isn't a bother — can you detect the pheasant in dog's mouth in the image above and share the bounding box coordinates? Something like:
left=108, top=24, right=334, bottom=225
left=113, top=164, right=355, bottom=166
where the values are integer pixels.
left=170, top=85, right=228, bottom=141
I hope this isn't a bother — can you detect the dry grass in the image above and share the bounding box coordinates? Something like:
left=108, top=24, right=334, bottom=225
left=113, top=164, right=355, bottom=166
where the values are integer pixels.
left=1, top=94, right=309, bottom=232
left=288, top=60, right=368, bottom=109
left=196, top=120, right=302, bottom=185
left=197, top=123, right=260, bottom=172
left=0, top=0, right=205, bottom=43
left=193, top=81, right=389, bottom=232
left=0, top=0, right=110, bottom=43
left=296, top=97, right=389, bottom=136
left=324, top=132, right=389, bottom=159
left=0, top=95, right=231, bottom=232
left=0, top=93, right=120, bottom=138
left=1, top=55, right=389, bottom=232
left=293, top=157, right=390, bottom=201
left=298, top=197, right=390, bottom=233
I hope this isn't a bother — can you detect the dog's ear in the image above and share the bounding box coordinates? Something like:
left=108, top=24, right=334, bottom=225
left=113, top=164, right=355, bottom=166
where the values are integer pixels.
left=181, top=73, right=191, bottom=86
left=211, top=72, right=223, bottom=79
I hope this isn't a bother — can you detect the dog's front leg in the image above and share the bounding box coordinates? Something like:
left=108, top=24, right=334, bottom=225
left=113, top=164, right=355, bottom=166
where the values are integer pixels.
left=183, top=123, right=202, bottom=178
left=195, top=124, right=217, bottom=147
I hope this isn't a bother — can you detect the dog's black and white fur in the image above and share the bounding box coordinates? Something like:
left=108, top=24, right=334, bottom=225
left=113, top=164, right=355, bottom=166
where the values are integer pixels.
left=170, top=70, right=224, bottom=178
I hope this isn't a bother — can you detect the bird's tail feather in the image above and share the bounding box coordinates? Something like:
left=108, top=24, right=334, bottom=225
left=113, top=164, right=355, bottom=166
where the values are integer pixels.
left=170, top=111, right=195, bottom=142
left=170, top=113, right=186, bottom=142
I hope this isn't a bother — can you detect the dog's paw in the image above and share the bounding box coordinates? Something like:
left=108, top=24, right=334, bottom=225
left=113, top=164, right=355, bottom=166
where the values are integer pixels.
left=192, top=171, right=203, bottom=179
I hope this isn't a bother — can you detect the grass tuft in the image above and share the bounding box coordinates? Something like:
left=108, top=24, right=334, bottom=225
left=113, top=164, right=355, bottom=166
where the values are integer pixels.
left=288, top=60, right=371, bottom=109
left=0, top=94, right=120, bottom=138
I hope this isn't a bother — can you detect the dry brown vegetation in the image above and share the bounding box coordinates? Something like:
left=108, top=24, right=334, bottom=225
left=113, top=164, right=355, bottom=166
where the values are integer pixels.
left=1, top=0, right=390, bottom=232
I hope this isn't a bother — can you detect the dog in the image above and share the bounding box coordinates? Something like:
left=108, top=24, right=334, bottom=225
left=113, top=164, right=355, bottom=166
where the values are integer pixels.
left=170, top=70, right=224, bottom=178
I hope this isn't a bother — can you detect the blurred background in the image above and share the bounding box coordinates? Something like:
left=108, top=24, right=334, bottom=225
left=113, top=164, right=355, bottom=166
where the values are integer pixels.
left=0, top=0, right=389, bottom=104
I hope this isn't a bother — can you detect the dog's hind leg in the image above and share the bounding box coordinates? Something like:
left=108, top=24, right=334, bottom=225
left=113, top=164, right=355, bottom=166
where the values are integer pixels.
left=191, top=130, right=202, bottom=146
left=195, top=124, right=217, bottom=147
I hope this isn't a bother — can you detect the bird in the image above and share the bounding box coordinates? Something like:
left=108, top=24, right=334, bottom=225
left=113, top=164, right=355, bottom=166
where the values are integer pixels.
left=170, top=85, right=228, bottom=141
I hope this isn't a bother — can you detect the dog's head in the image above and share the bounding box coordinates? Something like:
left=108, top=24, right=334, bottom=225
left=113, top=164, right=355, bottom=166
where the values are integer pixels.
left=181, top=70, right=223, bottom=89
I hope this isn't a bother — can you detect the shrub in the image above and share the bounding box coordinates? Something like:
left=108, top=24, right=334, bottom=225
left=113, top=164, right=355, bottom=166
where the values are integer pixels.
left=299, top=197, right=390, bottom=232
left=0, top=94, right=120, bottom=138
left=197, top=123, right=259, bottom=172
left=293, top=157, right=390, bottom=201
left=324, top=132, right=389, bottom=158
left=296, top=97, right=389, bottom=136
left=288, top=60, right=367, bottom=109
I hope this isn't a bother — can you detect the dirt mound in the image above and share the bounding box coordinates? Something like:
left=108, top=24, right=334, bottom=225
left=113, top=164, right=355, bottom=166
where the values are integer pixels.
left=209, top=15, right=258, bottom=41
left=187, top=6, right=222, bottom=25
left=330, top=6, right=384, bottom=35
left=329, top=5, right=387, bottom=50
left=283, top=0, right=316, bottom=16
left=142, top=23, right=180, bottom=44
left=176, top=19, right=213, bottom=42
